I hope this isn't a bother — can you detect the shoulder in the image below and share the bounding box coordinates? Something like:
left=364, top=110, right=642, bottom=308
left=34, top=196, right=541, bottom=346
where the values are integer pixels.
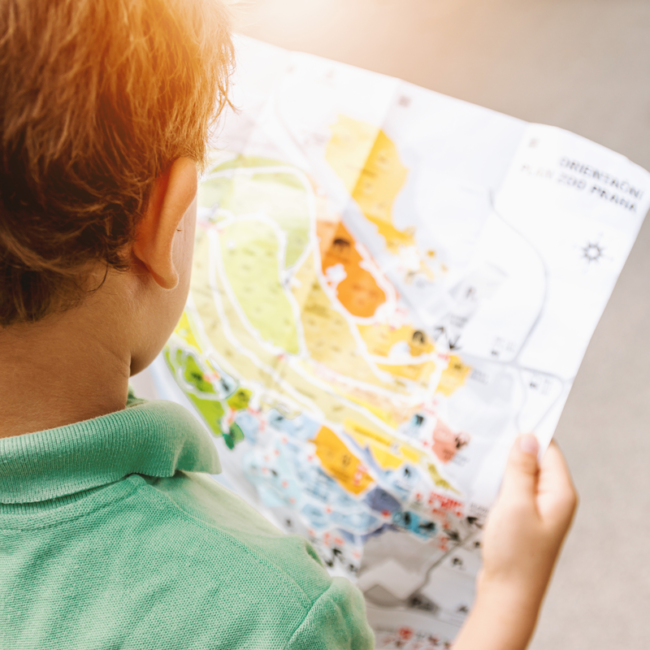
left=286, top=576, right=375, bottom=650
left=131, top=471, right=375, bottom=649
left=144, top=471, right=331, bottom=605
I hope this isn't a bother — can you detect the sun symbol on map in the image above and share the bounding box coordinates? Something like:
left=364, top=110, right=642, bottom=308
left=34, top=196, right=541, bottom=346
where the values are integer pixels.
left=581, top=241, right=605, bottom=264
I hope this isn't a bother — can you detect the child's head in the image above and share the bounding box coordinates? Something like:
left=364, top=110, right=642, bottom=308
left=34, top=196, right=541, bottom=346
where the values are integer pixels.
left=0, top=0, right=233, bottom=370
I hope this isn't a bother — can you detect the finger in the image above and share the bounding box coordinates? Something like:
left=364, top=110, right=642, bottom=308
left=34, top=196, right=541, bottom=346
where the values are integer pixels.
left=538, top=441, right=575, bottom=496
left=537, top=441, right=578, bottom=519
left=500, top=434, right=540, bottom=499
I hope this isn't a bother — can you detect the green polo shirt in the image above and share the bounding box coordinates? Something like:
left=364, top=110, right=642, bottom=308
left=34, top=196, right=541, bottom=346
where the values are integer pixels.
left=0, top=393, right=374, bottom=650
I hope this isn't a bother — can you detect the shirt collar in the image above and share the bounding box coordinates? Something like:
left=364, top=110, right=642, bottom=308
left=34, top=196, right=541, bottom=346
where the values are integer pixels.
left=0, top=394, right=221, bottom=504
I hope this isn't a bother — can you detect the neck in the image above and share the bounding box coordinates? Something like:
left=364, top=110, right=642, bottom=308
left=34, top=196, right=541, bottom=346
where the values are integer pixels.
left=0, top=307, right=131, bottom=438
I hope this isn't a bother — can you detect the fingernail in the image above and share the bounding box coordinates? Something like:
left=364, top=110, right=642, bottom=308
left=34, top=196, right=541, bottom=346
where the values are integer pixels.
left=518, top=434, right=539, bottom=456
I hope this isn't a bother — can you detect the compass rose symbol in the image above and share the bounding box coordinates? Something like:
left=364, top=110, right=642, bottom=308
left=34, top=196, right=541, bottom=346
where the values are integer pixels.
left=581, top=241, right=605, bottom=264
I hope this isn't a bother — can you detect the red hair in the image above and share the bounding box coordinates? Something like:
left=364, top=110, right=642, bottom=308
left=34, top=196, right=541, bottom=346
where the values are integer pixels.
left=0, top=0, right=234, bottom=325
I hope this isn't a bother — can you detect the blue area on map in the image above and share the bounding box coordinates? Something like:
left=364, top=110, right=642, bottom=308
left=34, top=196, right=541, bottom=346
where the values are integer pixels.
left=384, top=463, right=423, bottom=500
left=364, top=486, right=402, bottom=514
left=301, top=503, right=329, bottom=529
left=268, top=410, right=320, bottom=441
left=296, top=464, right=359, bottom=508
left=330, top=510, right=380, bottom=533
left=238, top=409, right=447, bottom=550
left=392, top=510, right=437, bottom=538
left=402, top=413, right=428, bottom=440
left=234, top=411, right=260, bottom=443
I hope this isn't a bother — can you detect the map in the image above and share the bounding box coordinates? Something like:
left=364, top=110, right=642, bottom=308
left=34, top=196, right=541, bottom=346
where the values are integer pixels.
left=152, top=36, right=650, bottom=647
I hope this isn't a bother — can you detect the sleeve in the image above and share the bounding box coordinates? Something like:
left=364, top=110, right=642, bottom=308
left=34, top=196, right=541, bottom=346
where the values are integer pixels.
left=286, top=578, right=375, bottom=650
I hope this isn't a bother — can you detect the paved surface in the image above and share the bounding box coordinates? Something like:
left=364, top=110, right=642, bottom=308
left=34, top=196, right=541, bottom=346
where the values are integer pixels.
left=138, top=1, right=650, bottom=646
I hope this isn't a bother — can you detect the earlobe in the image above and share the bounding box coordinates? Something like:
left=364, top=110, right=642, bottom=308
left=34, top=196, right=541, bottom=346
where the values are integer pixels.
left=132, top=158, right=198, bottom=290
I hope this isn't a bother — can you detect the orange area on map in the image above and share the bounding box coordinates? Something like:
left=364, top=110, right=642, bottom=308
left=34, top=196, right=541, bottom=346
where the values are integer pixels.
left=321, top=222, right=386, bottom=318
left=358, top=323, right=434, bottom=358
left=436, top=356, right=472, bottom=396
left=312, top=426, right=374, bottom=495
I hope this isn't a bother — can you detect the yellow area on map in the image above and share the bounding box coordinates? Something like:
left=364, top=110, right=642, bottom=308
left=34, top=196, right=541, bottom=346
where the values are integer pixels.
left=377, top=361, right=437, bottom=384
left=344, top=420, right=394, bottom=446
left=312, top=426, right=374, bottom=495
left=353, top=130, right=413, bottom=251
left=346, top=426, right=403, bottom=471
left=324, top=115, right=378, bottom=193
left=221, top=219, right=299, bottom=354
left=173, top=312, right=202, bottom=351
left=428, top=462, right=458, bottom=493
left=326, top=115, right=413, bottom=253
left=358, top=323, right=434, bottom=358
left=344, top=420, right=452, bottom=488
left=436, top=355, right=472, bottom=396
left=341, top=385, right=413, bottom=429
left=346, top=421, right=425, bottom=467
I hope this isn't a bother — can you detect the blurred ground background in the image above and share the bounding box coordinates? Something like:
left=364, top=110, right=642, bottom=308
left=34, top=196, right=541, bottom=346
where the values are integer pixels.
left=138, top=0, right=650, bottom=647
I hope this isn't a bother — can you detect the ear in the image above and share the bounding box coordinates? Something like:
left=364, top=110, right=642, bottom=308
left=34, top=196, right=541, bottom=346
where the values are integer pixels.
left=133, top=158, right=198, bottom=289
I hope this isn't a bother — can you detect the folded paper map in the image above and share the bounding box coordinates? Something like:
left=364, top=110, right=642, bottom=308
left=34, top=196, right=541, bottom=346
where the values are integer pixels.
left=151, top=36, right=650, bottom=648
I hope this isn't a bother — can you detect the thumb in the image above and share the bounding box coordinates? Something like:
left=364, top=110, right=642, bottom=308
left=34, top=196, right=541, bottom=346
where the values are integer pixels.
left=500, top=434, right=540, bottom=499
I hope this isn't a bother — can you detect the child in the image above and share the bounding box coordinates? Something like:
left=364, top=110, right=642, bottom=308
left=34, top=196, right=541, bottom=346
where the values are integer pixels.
left=0, top=1, right=577, bottom=648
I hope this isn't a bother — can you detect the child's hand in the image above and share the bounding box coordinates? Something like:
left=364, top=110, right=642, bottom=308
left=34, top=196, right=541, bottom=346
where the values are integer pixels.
left=454, top=435, right=577, bottom=650
left=479, top=435, right=577, bottom=609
